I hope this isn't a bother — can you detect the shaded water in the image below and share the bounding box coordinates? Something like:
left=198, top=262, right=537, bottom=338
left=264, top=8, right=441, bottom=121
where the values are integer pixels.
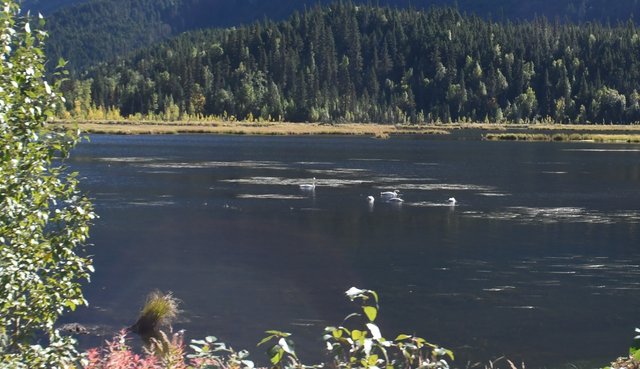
left=66, top=135, right=640, bottom=368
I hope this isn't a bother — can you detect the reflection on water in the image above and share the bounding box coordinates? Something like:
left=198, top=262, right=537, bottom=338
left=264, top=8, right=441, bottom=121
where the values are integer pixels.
left=237, top=194, right=308, bottom=200
left=222, top=176, right=369, bottom=188
left=390, top=183, right=497, bottom=191
left=463, top=207, right=640, bottom=224
left=139, top=160, right=290, bottom=171
left=67, top=135, right=640, bottom=368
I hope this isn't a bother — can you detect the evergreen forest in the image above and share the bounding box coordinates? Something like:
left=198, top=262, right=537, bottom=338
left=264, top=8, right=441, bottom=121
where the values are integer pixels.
left=38, top=0, right=640, bottom=72
left=68, top=3, right=640, bottom=124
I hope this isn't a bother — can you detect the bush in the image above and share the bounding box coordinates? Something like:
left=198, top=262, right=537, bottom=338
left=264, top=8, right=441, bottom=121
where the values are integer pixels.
left=0, top=1, right=95, bottom=367
left=82, top=288, right=453, bottom=369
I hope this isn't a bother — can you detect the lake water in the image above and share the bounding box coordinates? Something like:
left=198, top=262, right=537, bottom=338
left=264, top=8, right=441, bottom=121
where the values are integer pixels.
left=65, top=134, right=640, bottom=368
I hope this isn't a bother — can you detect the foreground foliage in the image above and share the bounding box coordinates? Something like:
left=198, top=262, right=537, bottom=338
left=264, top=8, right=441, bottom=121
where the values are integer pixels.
left=83, top=288, right=453, bottom=369
left=606, top=329, right=640, bottom=369
left=0, top=1, right=94, bottom=367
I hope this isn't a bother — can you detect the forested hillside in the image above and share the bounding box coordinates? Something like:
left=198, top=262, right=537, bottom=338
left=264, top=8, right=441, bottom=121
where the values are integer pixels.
left=68, top=3, right=640, bottom=124
left=44, top=0, right=640, bottom=72
left=20, top=0, right=88, bottom=14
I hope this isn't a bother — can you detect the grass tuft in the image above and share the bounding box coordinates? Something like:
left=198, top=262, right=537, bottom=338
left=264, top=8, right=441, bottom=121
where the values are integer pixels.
left=129, top=291, right=179, bottom=342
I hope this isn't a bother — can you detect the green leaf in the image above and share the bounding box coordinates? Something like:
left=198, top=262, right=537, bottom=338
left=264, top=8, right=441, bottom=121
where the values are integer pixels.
left=395, top=334, right=412, bottom=341
left=363, top=306, right=378, bottom=322
left=630, top=334, right=640, bottom=358
left=56, top=57, right=67, bottom=69
left=268, top=346, right=284, bottom=365
left=265, top=330, right=290, bottom=337
left=352, top=329, right=364, bottom=341
left=368, top=354, right=379, bottom=366
left=445, top=349, right=455, bottom=360
left=257, top=335, right=274, bottom=347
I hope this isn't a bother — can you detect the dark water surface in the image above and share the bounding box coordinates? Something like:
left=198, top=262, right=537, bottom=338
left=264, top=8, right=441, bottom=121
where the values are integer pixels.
left=66, top=135, right=640, bottom=368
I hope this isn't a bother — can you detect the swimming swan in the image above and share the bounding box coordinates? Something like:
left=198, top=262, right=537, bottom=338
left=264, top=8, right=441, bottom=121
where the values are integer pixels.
left=367, top=196, right=375, bottom=204
left=380, top=190, right=400, bottom=199
left=448, top=197, right=457, bottom=205
left=299, top=178, right=316, bottom=191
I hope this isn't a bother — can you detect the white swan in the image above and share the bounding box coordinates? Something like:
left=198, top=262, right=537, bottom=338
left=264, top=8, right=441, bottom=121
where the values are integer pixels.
left=299, top=178, right=316, bottom=191
left=380, top=190, right=400, bottom=200
left=367, top=196, right=375, bottom=204
left=447, top=197, right=457, bottom=205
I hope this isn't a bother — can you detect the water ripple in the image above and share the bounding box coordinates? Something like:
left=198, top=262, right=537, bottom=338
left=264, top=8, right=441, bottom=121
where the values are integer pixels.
left=138, top=160, right=289, bottom=170
left=98, top=156, right=165, bottom=163
left=222, top=176, right=366, bottom=187
left=237, top=194, right=307, bottom=200
left=462, top=206, right=640, bottom=224
left=391, top=183, right=497, bottom=191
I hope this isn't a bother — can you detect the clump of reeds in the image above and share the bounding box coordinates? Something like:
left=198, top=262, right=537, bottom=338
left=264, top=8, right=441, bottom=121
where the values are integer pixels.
left=128, top=291, right=179, bottom=342
left=485, top=132, right=640, bottom=143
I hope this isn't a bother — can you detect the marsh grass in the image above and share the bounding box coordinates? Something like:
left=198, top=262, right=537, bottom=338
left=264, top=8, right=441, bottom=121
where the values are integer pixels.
left=53, top=119, right=640, bottom=143
left=484, top=133, right=640, bottom=143
left=52, top=120, right=452, bottom=137
left=129, top=291, right=179, bottom=342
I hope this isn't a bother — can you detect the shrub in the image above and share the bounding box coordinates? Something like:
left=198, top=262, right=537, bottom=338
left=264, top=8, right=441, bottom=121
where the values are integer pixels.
left=260, top=287, right=453, bottom=369
left=0, top=1, right=95, bottom=367
left=83, top=288, right=453, bottom=369
left=83, top=330, right=160, bottom=369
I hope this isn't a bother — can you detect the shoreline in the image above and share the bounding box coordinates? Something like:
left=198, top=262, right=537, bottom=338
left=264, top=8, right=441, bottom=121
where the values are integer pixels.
left=52, top=120, right=640, bottom=143
left=52, top=120, right=450, bottom=138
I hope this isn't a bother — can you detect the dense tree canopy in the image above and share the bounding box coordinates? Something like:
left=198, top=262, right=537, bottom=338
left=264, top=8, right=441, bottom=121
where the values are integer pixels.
left=70, top=3, right=640, bottom=124
left=20, top=0, right=89, bottom=14
left=38, top=0, right=640, bottom=73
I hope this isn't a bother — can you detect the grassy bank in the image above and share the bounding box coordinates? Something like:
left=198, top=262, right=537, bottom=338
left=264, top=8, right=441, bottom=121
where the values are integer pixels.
left=52, top=120, right=640, bottom=142
left=484, top=132, right=640, bottom=143
left=52, top=120, right=450, bottom=137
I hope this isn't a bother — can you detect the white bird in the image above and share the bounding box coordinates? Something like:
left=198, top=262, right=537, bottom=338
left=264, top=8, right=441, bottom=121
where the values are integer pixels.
left=380, top=190, right=400, bottom=200
left=447, top=197, right=457, bottom=205
left=367, top=196, right=375, bottom=204
left=299, top=178, right=316, bottom=191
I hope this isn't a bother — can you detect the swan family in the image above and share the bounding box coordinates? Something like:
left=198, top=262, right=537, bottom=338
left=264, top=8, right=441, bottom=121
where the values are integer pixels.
left=300, top=179, right=456, bottom=206
left=379, top=189, right=404, bottom=203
